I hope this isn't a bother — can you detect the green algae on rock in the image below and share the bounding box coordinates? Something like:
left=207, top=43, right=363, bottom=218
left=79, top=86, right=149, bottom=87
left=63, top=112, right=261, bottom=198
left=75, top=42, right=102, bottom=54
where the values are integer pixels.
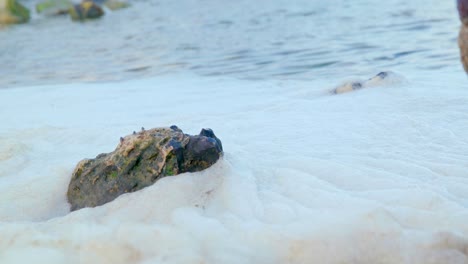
left=67, top=126, right=223, bottom=211
left=85, top=0, right=130, bottom=11
left=0, top=0, right=30, bottom=24
left=103, top=0, right=129, bottom=10
left=69, top=0, right=103, bottom=21
left=36, top=0, right=72, bottom=16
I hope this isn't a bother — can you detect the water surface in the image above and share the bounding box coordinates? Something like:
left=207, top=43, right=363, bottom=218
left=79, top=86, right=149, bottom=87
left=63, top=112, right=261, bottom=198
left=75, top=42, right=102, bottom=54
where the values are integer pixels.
left=0, top=0, right=461, bottom=88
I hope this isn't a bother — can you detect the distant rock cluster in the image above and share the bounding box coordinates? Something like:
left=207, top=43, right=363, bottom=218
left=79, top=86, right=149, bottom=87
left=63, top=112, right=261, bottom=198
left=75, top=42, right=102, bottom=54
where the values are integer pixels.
left=0, top=0, right=129, bottom=25
left=67, top=126, right=223, bottom=211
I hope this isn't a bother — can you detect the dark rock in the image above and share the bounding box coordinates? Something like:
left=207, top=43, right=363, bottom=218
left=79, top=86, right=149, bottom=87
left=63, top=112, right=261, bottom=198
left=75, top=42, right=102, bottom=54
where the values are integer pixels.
left=67, top=127, right=223, bottom=211
left=375, top=72, right=388, bottom=79
left=170, top=125, right=181, bottom=131
left=198, top=128, right=223, bottom=154
left=459, top=0, right=468, bottom=73
left=69, top=1, right=103, bottom=21
left=459, top=0, right=468, bottom=23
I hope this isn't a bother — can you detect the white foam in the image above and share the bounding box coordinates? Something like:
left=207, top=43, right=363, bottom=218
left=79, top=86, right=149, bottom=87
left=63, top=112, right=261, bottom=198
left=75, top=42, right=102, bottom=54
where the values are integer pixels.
left=0, top=71, right=468, bottom=263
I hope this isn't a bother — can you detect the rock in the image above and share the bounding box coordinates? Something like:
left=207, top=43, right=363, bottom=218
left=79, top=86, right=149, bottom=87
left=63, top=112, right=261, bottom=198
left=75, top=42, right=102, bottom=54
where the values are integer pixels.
left=36, top=0, right=72, bottom=16
left=67, top=126, right=223, bottom=211
left=69, top=0, right=104, bottom=21
left=85, top=0, right=129, bottom=11
left=103, top=0, right=129, bottom=10
left=458, top=0, right=468, bottom=73
left=0, top=0, right=30, bottom=25
left=459, top=26, right=468, bottom=73
left=332, top=71, right=396, bottom=94
left=332, top=81, right=363, bottom=94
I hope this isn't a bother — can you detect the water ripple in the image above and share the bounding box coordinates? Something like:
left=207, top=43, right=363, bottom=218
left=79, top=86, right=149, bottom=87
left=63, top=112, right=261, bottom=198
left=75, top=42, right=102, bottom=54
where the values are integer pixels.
left=0, top=0, right=461, bottom=88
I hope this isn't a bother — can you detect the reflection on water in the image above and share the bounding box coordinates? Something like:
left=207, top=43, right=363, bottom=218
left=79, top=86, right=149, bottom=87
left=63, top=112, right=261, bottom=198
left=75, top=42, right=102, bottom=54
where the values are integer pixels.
left=0, top=0, right=460, bottom=88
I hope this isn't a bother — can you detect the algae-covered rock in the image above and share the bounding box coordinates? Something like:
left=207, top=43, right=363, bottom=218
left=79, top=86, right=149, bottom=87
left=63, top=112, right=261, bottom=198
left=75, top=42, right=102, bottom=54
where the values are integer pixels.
left=85, top=0, right=129, bottom=10
left=67, top=126, right=223, bottom=211
left=36, top=0, right=72, bottom=16
left=69, top=0, right=103, bottom=21
left=0, top=0, right=30, bottom=24
left=103, top=0, right=129, bottom=10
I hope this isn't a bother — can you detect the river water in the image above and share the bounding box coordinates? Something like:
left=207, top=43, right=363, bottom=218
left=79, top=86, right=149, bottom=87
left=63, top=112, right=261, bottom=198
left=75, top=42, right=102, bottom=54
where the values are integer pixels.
left=0, top=0, right=461, bottom=87
left=1, top=1, right=468, bottom=264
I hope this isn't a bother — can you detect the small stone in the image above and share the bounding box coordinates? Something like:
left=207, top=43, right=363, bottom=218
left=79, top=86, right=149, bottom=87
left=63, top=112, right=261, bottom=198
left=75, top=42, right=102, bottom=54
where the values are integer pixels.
left=333, top=81, right=363, bottom=94
left=69, top=0, right=104, bottom=21
left=332, top=71, right=400, bottom=94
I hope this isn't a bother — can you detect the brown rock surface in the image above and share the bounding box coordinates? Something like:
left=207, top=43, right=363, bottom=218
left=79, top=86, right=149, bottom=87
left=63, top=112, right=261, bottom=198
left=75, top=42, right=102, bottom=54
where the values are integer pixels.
left=458, top=0, right=468, bottom=73
left=67, top=126, right=223, bottom=211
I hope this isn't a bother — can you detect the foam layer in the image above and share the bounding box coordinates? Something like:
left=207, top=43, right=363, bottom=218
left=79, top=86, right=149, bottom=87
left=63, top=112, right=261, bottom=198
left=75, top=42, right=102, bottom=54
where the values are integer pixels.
left=0, top=72, right=468, bottom=263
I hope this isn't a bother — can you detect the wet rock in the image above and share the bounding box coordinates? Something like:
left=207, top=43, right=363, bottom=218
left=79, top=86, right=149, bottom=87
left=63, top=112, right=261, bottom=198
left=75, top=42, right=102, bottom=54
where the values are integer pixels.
left=69, top=0, right=103, bottom=21
left=36, top=0, right=72, bottom=16
left=86, top=0, right=129, bottom=10
left=0, top=0, right=30, bottom=25
left=332, top=71, right=396, bottom=94
left=332, top=81, right=363, bottom=94
left=103, top=0, right=129, bottom=10
left=458, top=0, right=468, bottom=73
left=460, top=25, right=468, bottom=73
left=67, top=126, right=223, bottom=211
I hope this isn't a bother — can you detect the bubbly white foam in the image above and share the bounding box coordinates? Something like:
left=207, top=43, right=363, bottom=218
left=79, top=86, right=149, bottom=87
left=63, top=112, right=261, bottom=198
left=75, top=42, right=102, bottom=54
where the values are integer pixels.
left=0, top=71, right=468, bottom=263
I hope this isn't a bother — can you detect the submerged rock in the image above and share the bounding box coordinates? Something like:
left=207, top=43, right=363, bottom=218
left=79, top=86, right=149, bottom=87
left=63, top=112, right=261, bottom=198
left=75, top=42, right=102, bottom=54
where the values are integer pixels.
left=67, top=126, right=223, bottom=211
left=36, top=0, right=72, bottom=16
left=332, top=71, right=398, bottom=94
left=102, top=0, right=129, bottom=10
left=69, top=1, right=103, bottom=21
left=0, top=0, right=30, bottom=25
left=333, top=81, right=363, bottom=94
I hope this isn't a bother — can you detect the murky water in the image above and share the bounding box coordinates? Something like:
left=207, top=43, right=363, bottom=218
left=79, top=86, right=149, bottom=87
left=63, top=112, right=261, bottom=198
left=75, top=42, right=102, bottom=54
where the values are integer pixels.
left=0, top=0, right=461, bottom=88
